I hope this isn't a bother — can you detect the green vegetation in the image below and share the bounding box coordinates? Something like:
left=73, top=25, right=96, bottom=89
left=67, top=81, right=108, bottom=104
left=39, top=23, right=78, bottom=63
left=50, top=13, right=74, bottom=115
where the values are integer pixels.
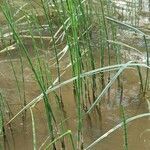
left=0, top=0, right=149, bottom=149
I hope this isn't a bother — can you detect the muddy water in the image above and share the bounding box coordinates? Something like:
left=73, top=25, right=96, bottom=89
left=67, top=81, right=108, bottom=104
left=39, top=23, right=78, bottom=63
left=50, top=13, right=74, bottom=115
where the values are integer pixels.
left=0, top=1, right=150, bottom=150
left=1, top=57, right=150, bottom=150
left=0, top=60, right=150, bottom=150
left=1, top=46, right=150, bottom=150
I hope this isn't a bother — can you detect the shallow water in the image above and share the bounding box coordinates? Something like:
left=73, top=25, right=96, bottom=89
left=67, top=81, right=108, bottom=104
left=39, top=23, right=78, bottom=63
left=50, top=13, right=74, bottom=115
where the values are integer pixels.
left=0, top=48, right=150, bottom=150
left=0, top=0, right=150, bottom=150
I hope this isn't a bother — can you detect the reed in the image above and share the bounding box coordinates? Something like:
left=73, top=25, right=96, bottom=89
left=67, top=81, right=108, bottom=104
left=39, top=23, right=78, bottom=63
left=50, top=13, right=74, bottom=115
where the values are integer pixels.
left=0, top=0, right=149, bottom=149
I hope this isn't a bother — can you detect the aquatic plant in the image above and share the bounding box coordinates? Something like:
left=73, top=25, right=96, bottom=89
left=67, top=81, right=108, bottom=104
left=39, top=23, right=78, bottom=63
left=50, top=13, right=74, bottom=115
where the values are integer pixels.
left=0, top=0, right=149, bottom=149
